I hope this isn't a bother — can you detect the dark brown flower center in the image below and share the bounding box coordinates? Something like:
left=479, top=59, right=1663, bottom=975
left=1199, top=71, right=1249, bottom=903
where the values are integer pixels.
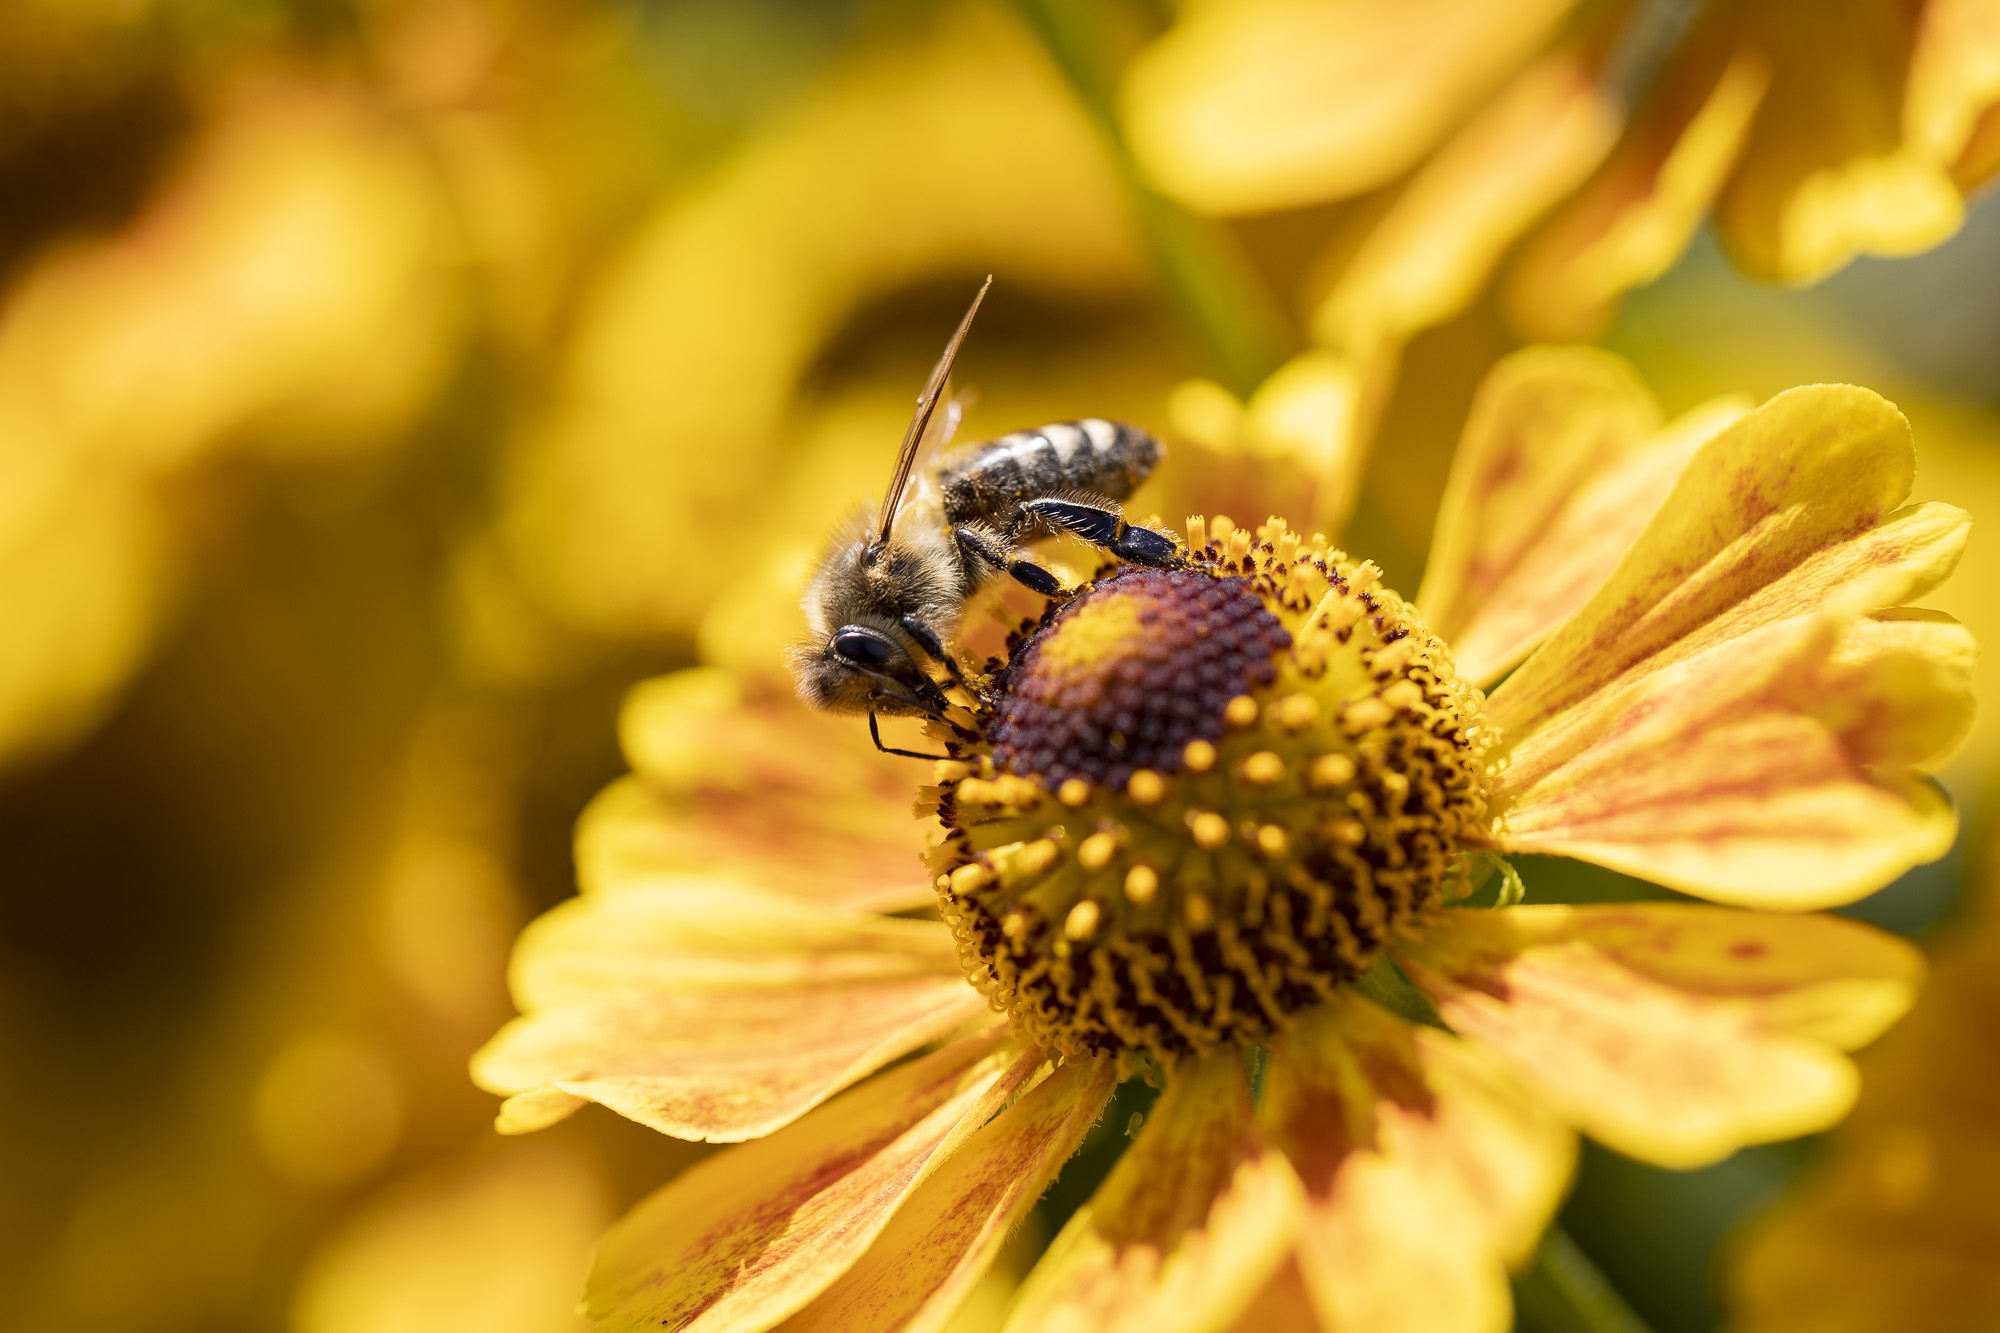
left=929, top=518, right=1491, bottom=1068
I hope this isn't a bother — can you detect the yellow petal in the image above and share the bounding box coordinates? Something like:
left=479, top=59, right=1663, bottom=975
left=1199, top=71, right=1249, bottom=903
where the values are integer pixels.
left=1726, top=899, right=2000, bottom=1333
left=494, top=1086, right=588, bottom=1135
left=1445, top=394, right=1748, bottom=687
left=1262, top=1000, right=1572, bottom=1333
left=1311, top=51, right=1618, bottom=355
left=586, top=1032, right=1027, bottom=1332
left=1484, top=386, right=1972, bottom=904
left=1002, top=1056, right=1304, bottom=1333
left=1120, top=0, right=1579, bottom=214
left=472, top=884, right=985, bottom=1141
left=1718, top=0, right=1965, bottom=281
left=782, top=1055, right=1116, bottom=1333
left=1491, top=385, right=1943, bottom=742
left=1804, top=609, right=1978, bottom=769
left=1491, top=615, right=1958, bottom=908
left=506, top=880, right=960, bottom=1006
left=1400, top=904, right=1923, bottom=1168
left=1906, top=0, right=2000, bottom=170
left=1414, top=346, right=1664, bottom=681
left=1508, top=52, right=1770, bottom=341
left=588, top=668, right=936, bottom=912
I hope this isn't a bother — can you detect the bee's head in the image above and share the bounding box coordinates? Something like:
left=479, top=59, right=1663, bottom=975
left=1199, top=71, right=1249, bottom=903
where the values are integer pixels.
left=790, top=621, right=946, bottom=717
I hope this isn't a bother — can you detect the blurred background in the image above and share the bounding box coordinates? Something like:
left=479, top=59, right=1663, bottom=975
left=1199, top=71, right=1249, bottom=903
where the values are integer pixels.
left=0, top=1, right=1995, bottom=1330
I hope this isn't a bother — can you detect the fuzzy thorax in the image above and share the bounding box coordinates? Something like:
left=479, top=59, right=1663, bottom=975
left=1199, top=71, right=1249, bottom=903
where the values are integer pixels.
left=928, top=516, right=1492, bottom=1067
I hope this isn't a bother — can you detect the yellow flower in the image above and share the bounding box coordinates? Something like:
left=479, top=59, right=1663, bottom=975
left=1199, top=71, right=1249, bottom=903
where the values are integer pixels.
left=1126, top=0, right=2000, bottom=529
left=1725, top=858, right=2000, bottom=1332
left=474, top=350, right=1967, bottom=1332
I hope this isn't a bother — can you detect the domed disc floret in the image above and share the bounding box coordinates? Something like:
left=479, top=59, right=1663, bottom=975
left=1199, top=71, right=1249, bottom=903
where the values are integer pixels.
left=929, top=517, right=1492, bottom=1067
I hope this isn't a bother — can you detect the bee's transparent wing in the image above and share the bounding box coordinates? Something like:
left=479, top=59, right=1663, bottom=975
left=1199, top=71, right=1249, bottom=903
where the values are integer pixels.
left=875, top=275, right=991, bottom=548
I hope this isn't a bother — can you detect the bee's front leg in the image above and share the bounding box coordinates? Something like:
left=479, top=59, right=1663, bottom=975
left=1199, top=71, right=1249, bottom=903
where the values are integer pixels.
left=954, top=525, right=1065, bottom=597
left=899, top=614, right=979, bottom=702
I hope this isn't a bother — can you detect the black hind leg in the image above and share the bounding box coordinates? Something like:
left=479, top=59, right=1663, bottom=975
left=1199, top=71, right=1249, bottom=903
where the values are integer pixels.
left=1017, top=497, right=1182, bottom=569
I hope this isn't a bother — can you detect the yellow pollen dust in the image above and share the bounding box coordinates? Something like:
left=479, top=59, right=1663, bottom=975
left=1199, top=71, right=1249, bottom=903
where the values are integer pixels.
left=931, top=515, right=1492, bottom=1068
left=1035, top=595, right=1146, bottom=671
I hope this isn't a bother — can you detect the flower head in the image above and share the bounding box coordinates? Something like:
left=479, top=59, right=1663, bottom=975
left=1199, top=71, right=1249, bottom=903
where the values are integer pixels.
left=474, top=353, right=1968, bottom=1332
left=935, top=546, right=1488, bottom=1066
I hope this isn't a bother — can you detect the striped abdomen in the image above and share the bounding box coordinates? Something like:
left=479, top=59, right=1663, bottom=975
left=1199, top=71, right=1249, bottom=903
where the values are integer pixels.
left=938, top=419, right=1162, bottom=528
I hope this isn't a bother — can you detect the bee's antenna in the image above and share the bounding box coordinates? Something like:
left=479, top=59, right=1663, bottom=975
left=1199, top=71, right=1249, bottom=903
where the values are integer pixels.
left=872, top=274, right=991, bottom=555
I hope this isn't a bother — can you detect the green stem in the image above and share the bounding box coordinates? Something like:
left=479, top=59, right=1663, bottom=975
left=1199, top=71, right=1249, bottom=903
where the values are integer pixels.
left=1003, top=0, right=1291, bottom=396
left=1514, top=1226, right=1658, bottom=1333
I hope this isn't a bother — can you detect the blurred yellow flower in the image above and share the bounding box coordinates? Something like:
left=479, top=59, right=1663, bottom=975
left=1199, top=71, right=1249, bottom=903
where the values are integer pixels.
left=1128, top=0, right=2000, bottom=530
left=0, top=73, right=455, bottom=767
left=1726, top=857, right=2000, bottom=1333
left=474, top=350, right=1967, bottom=1332
left=499, top=3, right=1148, bottom=646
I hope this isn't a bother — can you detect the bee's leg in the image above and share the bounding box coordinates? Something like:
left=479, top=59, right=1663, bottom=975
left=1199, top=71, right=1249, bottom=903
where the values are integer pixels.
left=955, top=525, right=1064, bottom=596
left=898, top=614, right=976, bottom=696
left=869, top=712, right=953, bottom=762
left=1018, top=497, right=1183, bottom=568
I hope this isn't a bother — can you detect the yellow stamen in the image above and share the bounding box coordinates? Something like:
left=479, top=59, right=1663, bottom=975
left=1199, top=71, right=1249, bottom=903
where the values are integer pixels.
left=950, top=862, right=994, bottom=894
left=1345, top=698, right=1393, bottom=731
left=1310, top=753, right=1356, bottom=788
left=1124, top=865, right=1159, bottom=904
left=1064, top=900, right=1102, bottom=941
left=1127, top=769, right=1165, bottom=804
left=1224, top=695, right=1260, bottom=727
left=1078, top=831, right=1119, bottom=870
left=1190, top=811, right=1231, bottom=849
left=1184, top=739, right=1217, bottom=771
left=1239, top=751, right=1286, bottom=786
left=1273, top=693, right=1319, bottom=730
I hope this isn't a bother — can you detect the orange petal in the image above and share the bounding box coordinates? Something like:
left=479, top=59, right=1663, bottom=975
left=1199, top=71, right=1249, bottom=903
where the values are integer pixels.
left=1223, top=1256, right=1325, bottom=1333
left=1311, top=51, right=1618, bottom=355
left=1490, top=616, right=1958, bottom=908
left=1400, top=904, right=1923, bottom=1168
left=586, top=1032, right=1027, bottom=1332
left=781, top=1055, right=1116, bottom=1333
left=1262, top=999, right=1572, bottom=1333
left=472, top=884, right=987, bottom=1141
left=1508, top=50, right=1770, bottom=341
left=1002, top=1055, right=1304, bottom=1333
left=590, top=668, right=938, bottom=912
left=1119, top=0, right=1580, bottom=214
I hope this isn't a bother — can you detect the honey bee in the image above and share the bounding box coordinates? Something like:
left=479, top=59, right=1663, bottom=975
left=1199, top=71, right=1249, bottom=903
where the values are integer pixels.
left=793, top=277, right=1181, bottom=757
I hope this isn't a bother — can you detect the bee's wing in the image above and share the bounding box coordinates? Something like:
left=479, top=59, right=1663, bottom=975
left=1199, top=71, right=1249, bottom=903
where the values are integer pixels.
left=875, top=275, right=991, bottom=547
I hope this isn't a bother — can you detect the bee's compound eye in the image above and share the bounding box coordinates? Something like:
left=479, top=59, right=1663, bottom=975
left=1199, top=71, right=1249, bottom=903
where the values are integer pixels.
left=832, top=628, right=893, bottom=666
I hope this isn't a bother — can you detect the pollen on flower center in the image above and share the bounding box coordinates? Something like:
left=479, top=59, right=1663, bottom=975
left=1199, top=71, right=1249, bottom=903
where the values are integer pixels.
left=929, top=517, right=1492, bottom=1066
